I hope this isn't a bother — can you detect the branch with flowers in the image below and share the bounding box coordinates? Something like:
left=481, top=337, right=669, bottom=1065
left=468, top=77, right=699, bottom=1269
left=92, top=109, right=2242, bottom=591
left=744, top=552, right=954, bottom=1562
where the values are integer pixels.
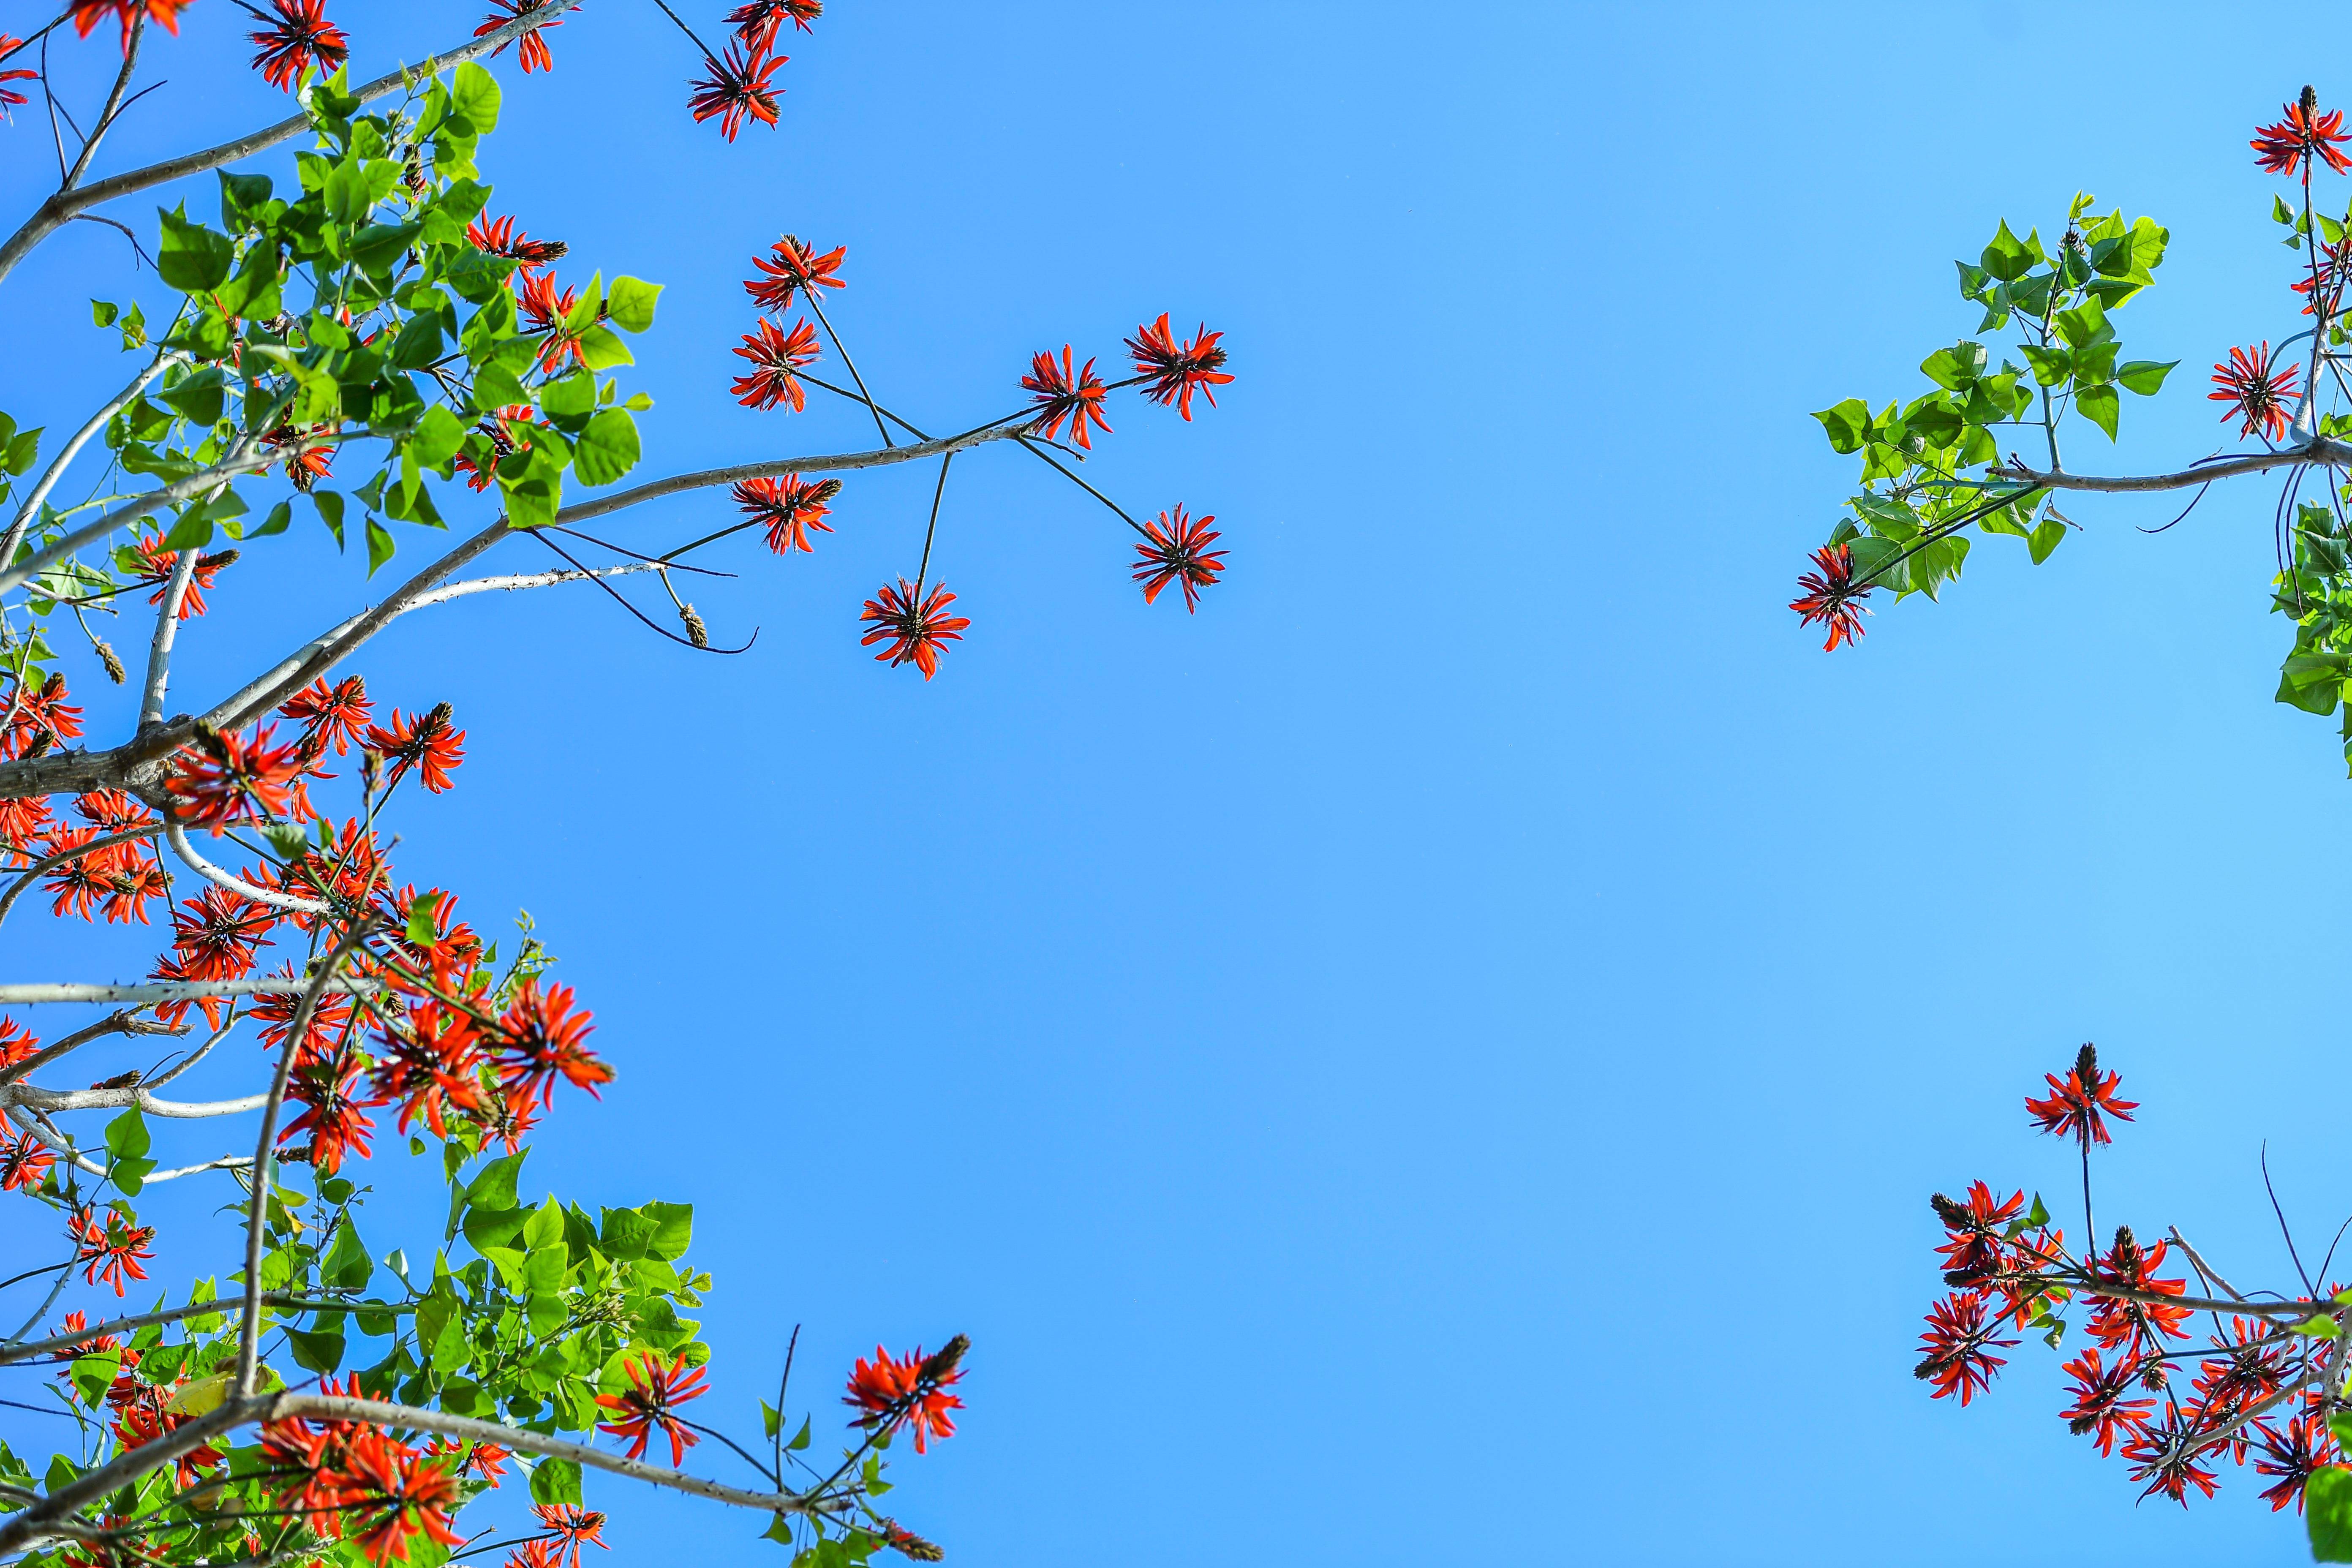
left=1786, top=87, right=2352, bottom=778
left=1916, top=1045, right=2352, bottom=1559
left=0, top=2, right=1241, bottom=1564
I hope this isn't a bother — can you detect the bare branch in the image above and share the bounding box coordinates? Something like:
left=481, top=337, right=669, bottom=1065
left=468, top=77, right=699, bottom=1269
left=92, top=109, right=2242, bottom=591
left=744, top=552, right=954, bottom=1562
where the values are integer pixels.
left=7, top=1081, right=268, bottom=1119
left=0, top=1293, right=404, bottom=1363
left=0, top=424, right=283, bottom=598
left=0, top=350, right=187, bottom=567
left=0, top=1010, right=157, bottom=1088
left=163, top=821, right=328, bottom=915
left=60, top=12, right=146, bottom=193
left=1992, top=438, right=2352, bottom=493
left=138, top=546, right=198, bottom=728
left=0, top=0, right=589, bottom=291
left=0, top=980, right=381, bottom=1006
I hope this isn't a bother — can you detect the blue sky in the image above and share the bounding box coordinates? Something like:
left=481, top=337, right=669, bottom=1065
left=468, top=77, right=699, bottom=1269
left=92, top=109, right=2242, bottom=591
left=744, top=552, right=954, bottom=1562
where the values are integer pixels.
left=8, top=1, right=2352, bottom=1563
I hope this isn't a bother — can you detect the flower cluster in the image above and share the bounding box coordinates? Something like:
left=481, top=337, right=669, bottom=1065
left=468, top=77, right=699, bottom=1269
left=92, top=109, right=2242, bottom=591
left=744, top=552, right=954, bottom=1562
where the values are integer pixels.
left=1919, top=1047, right=2348, bottom=1513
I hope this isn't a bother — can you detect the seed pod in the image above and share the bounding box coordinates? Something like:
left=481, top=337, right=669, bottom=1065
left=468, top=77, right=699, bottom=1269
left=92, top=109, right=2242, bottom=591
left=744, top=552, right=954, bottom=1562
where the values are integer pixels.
left=94, top=639, right=126, bottom=685
left=680, top=604, right=710, bottom=648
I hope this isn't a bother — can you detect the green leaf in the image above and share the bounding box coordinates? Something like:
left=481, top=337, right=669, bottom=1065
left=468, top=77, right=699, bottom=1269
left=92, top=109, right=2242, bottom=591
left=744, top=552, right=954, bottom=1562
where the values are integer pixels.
left=574, top=324, right=633, bottom=371
left=70, top=1350, right=121, bottom=1407
left=250, top=500, right=294, bottom=540
left=2316, top=1462, right=2352, bottom=1559
left=570, top=408, right=640, bottom=486
left=91, top=299, right=118, bottom=327
left=788, top=1416, right=811, bottom=1451
left=104, top=1105, right=150, bottom=1162
left=1811, top=398, right=1872, bottom=455
left=1919, top=341, right=1987, bottom=390
left=641, top=1201, right=692, bottom=1261
left=531, top=1457, right=583, bottom=1506
left=465, top=1152, right=526, bottom=1213
left=2054, top=297, right=2110, bottom=350
left=157, top=207, right=236, bottom=293
left=323, top=158, right=374, bottom=226
left=463, top=1204, right=528, bottom=1252
left=364, top=517, right=396, bottom=576
left=313, top=490, right=346, bottom=547
left=348, top=220, right=423, bottom=276
left=324, top=1220, right=373, bottom=1290
left=286, top=1324, right=346, bottom=1373
left=2076, top=383, right=2120, bottom=440
left=607, top=276, right=662, bottom=333
left=500, top=472, right=561, bottom=530
left=598, top=1207, right=654, bottom=1262
left=1980, top=220, right=2039, bottom=283
left=2027, top=517, right=2066, bottom=565
left=408, top=406, right=468, bottom=470
left=2018, top=344, right=2072, bottom=387
left=537, top=370, right=596, bottom=421
left=2116, top=359, right=2178, bottom=396
left=450, top=62, right=502, bottom=135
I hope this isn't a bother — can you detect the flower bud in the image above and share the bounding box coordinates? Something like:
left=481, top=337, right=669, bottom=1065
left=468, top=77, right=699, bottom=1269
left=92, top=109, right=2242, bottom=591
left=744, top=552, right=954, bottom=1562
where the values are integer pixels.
left=917, top=1334, right=969, bottom=1386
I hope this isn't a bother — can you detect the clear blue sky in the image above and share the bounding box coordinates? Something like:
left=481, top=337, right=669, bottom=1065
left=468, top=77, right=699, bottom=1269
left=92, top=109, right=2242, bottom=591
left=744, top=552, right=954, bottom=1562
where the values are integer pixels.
left=7, top=2, right=2349, bottom=1563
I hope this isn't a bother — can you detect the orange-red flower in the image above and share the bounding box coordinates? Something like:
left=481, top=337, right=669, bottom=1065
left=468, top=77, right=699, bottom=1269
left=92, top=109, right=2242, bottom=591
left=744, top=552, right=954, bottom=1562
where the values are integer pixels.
left=596, top=1351, right=708, bottom=1466
left=1023, top=346, right=1113, bottom=449
left=2257, top=1413, right=2341, bottom=1512
left=2087, top=1227, right=2192, bottom=1349
left=2210, top=341, right=2299, bottom=441
left=266, top=423, right=338, bottom=489
left=0, top=37, right=36, bottom=117
left=131, top=534, right=229, bottom=621
left=743, top=234, right=844, bottom=314
left=732, top=317, right=821, bottom=411
left=530, top=1504, right=607, bottom=1568
left=842, top=1340, right=966, bottom=1453
left=690, top=42, right=786, bottom=142
left=493, top=980, right=610, bottom=1109
left=282, top=675, right=373, bottom=757
left=733, top=474, right=840, bottom=555
left=476, top=0, right=568, bottom=75
left=340, top=1430, right=467, bottom=1566
left=71, top=0, right=191, bottom=52
left=2058, top=1347, right=2155, bottom=1455
left=517, top=270, right=586, bottom=371
left=468, top=214, right=568, bottom=277
left=371, top=1003, right=489, bottom=1139
left=2124, top=1411, right=2222, bottom=1506
left=1929, top=1181, right=2025, bottom=1288
left=169, top=886, right=278, bottom=981
left=283, top=1046, right=382, bottom=1174
left=2024, top=1043, right=2137, bottom=1146
left=1126, top=314, right=1233, bottom=421
left=363, top=704, right=466, bottom=794
left=1789, top=542, right=1873, bottom=651
left=165, top=723, right=308, bottom=828
left=69, top=1205, right=155, bottom=1297
left=859, top=579, right=970, bottom=679
left=1913, top=1291, right=2014, bottom=1405
left=2254, top=90, right=2352, bottom=177
left=0, top=1016, right=35, bottom=1070
left=4, top=672, right=84, bottom=757
left=0, top=1127, right=54, bottom=1193
left=249, top=0, right=348, bottom=92
left=1132, top=506, right=1226, bottom=611
left=727, top=0, right=819, bottom=53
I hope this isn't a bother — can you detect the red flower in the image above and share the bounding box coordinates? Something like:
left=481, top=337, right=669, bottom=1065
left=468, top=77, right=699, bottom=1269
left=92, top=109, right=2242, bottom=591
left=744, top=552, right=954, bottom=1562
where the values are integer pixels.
left=2257, top=1413, right=2342, bottom=1513
left=340, top=1430, right=467, bottom=1566
left=2124, top=1412, right=2222, bottom=1507
left=475, top=0, right=569, bottom=75
left=371, top=1003, right=489, bottom=1139
left=281, top=1045, right=383, bottom=1174
left=2210, top=341, right=2299, bottom=442
left=530, top=1504, right=608, bottom=1568
left=251, top=981, right=355, bottom=1065
left=75, top=789, right=150, bottom=832
left=517, top=270, right=586, bottom=371
left=6, top=672, right=86, bottom=756
left=2253, top=90, right=2352, bottom=177
left=451, top=1439, right=512, bottom=1483
left=69, top=1205, right=155, bottom=1297
left=731, top=316, right=821, bottom=411
left=2024, top=1043, right=2137, bottom=1146
left=0, top=794, right=53, bottom=856
left=859, top=579, right=970, bottom=680
left=743, top=234, right=844, bottom=314
left=842, top=1339, right=966, bottom=1454
left=493, top=980, right=610, bottom=1109
left=0, top=1017, right=35, bottom=1070
left=2058, top=1348, right=2155, bottom=1455
left=689, top=42, right=786, bottom=142
left=727, top=0, right=819, bottom=53
left=2087, top=1226, right=2192, bottom=1348
left=44, top=828, right=119, bottom=921
left=1789, top=542, right=1873, bottom=651
left=266, top=423, right=338, bottom=489
left=71, top=0, right=191, bottom=52
left=1125, top=314, right=1233, bottom=421
left=0, top=1127, right=54, bottom=1193
left=452, top=405, right=539, bottom=491
left=1913, top=1291, right=2014, bottom=1405
left=508, top=1542, right=564, bottom=1568
left=595, top=1351, right=708, bottom=1467
left=165, top=722, right=308, bottom=828
left=99, top=860, right=169, bottom=927
left=733, top=474, right=840, bottom=555
left=1023, top=346, right=1113, bottom=449
left=363, top=703, right=466, bottom=794
left=169, top=886, right=278, bottom=981
left=468, top=213, right=568, bottom=277
left=1131, top=506, right=1227, bottom=611
left=281, top=675, right=373, bottom=757
left=131, top=534, right=229, bottom=621
left=1928, top=1182, right=2026, bottom=1288
left=248, top=0, right=348, bottom=92
left=0, top=37, right=36, bottom=117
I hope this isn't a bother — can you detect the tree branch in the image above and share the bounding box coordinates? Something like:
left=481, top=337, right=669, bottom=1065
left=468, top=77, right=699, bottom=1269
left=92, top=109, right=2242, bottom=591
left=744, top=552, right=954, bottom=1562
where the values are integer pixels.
left=0, top=0, right=589, bottom=291
left=0, top=350, right=187, bottom=568
left=1991, top=438, right=2352, bottom=493
left=163, top=821, right=328, bottom=915
left=0, top=980, right=381, bottom=1006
